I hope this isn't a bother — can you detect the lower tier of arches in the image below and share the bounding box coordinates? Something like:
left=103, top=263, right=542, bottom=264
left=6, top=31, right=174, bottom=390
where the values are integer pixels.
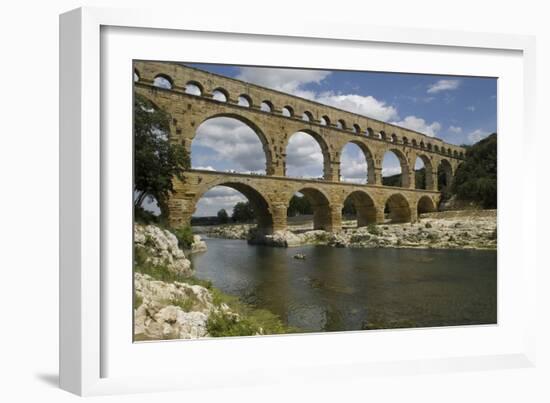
left=167, top=170, right=441, bottom=234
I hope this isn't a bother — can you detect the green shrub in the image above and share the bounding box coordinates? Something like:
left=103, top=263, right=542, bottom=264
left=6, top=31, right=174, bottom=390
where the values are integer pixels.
left=206, top=311, right=258, bottom=337
left=172, top=226, right=194, bottom=250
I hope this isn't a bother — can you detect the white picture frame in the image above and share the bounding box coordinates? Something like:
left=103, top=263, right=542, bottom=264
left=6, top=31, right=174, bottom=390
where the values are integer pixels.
left=60, top=6, right=537, bottom=396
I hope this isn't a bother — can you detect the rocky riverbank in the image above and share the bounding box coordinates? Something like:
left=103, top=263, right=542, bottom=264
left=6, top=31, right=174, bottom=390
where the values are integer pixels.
left=198, top=210, right=497, bottom=250
left=133, top=224, right=290, bottom=340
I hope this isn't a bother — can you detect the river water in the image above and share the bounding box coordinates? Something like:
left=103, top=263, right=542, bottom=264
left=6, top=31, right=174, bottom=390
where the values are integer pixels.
left=189, top=238, right=497, bottom=332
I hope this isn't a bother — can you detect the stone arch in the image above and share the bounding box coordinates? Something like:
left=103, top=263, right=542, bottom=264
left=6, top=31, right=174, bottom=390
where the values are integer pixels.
left=336, top=119, right=346, bottom=130
left=260, top=100, right=273, bottom=113
left=417, top=195, right=436, bottom=216
left=353, top=123, right=361, bottom=134
left=366, top=128, right=374, bottom=137
left=302, top=111, right=314, bottom=122
left=285, top=129, right=331, bottom=180
left=382, top=148, right=411, bottom=188
left=412, top=139, right=418, bottom=147
left=292, top=187, right=333, bottom=231
left=153, top=73, right=173, bottom=89
left=437, top=158, right=453, bottom=190
left=193, top=113, right=274, bottom=175
left=193, top=182, right=274, bottom=234
left=282, top=106, right=294, bottom=117
left=134, top=68, right=140, bottom=82
left=185, top=80, right=203, bottom=96
left=402, top=136, right=409, bottom=145
left=391, top=133, right=398, bottom=143
left=385, top=193, right=412, bottom=223
left=342, top=190, right=378, bottom=227
left=414, top=153, right=434, bottom=190
left=339, top=140, right=376, bottom=184
left=237, top=94, right=252, bottom=107
left=212, top=88, right=229, bottom=102
left=320, top=115, right=330, bottom=126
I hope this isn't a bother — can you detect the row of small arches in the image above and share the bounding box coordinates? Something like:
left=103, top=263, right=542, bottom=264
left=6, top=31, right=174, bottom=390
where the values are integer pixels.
left=135, top=69, right=464, bottom=159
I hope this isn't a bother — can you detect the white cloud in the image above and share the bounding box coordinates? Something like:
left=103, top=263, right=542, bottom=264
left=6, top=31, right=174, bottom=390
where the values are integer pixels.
left=448, top=125, right=462, bottom=134
left=237, top=67, right=399, bottom=122
left=390, top=115, right=442, bottom=137
left=466, top=105, right=476, bottom=112
left=285, top=132, right=324, bottom=178
left=192, top=117, right=266, bottom=173
left=467, top=129, right=490, bottom=144
left=427, top=79, right=460, bottom=94
left=315, top=92, right=399, bottom=122
left=236, top=67, right=329, bottom=96
left=340, top=143, right=368, bottom=184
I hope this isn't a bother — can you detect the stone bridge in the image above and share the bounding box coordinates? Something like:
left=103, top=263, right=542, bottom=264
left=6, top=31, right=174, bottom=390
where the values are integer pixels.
left=134, top=61, right=466, bottom=233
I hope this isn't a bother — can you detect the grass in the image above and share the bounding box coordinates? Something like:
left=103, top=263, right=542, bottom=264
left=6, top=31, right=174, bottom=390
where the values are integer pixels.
left=367, top=224, right=382, bottom=236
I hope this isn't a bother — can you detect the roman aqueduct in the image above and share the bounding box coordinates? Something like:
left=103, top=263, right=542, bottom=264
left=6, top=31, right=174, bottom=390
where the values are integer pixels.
left=134, top=61, right=466, bottom=234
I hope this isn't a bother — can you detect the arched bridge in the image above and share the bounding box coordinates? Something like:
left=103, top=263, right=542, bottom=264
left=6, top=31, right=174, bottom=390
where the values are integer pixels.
left=134, top=61, right=466, bottom=233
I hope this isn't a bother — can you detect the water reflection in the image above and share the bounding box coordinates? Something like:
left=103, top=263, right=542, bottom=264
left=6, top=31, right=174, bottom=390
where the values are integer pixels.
left=190, top=239, right=497, bottom=332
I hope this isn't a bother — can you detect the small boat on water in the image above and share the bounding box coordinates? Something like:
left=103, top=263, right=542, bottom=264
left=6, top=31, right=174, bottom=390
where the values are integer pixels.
left=293, top=253, right=306, bottom=260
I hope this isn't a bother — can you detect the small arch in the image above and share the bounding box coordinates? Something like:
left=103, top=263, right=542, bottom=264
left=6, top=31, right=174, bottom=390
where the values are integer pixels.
left=336, top=119, right=346, bottom=130
left=153, top=74, right=173, bottom=89
left=366, top=128, right=374, bottom=137
left=282, top=106, right=294, bottom=117
left=412, top=139, right=418, bottom=147
left=402, top=137, right=409, bottom=145
left=260, top=101, right=273, bottom=113
left=185, top=81, right=203, bottom=96
left=420, top=141, right=425, bottom=149
left=447, top=147, right=452, bottom=155
left=417, top=195, right=436, bottom=217
left=291, top=188, right=332, bottom=231
left=133, top=69, right=140, bottom=82
left=302, top=111, right=314, bottom=122
left=427, top=143, right=433, bottom=151
left=237, top=94, right=251, bottom=107
left=212, top=88, right=228, bottom=102
left=353, top=124, right=361, bottom=134
left=459, top=151, right=464, bottom=158
left=320, top=115, right=330, bottom=126
left=453, top=150, right=459, bottom=157
left=380, top=131, right=387, bottom=141
left=391, top=133, right=398, bottom=143
left=342, top=190, right=377, bottom=227
left=385, top=193, right=412, bottom=223
left=434, top=145, right=440, bottom=153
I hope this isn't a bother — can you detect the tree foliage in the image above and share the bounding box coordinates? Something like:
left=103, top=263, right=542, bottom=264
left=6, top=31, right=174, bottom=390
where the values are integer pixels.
left=287, top=194, right=313, bottom=217
left=232, top=201, right=255, bottom=222
left=217, top=209, right=229, bottom=224
left=133, top=93, right=190, bottom=215
left=452, top=133, right=497, bottom=208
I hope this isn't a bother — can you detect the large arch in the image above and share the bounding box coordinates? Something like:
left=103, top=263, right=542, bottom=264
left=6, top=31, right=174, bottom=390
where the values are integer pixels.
left=382, top=149, right=411, bottom=188
left=414, top=154, right=434, bottom=190
left=385, top=193, right=412, bottom=223
left=342, top=190, right=378, bottom=227
left=339, top=140, right=376, bottom=184
left=417, top=195, right=436, bottom=216
left=193, top=182, right=274, bottom=234
left=285, top=129, right=331, bottom=180
left=437, top=159, right=453, bottom=190
left=292, top=187, right=332, bottom=231
left=193, top=113, right=274, bottom=175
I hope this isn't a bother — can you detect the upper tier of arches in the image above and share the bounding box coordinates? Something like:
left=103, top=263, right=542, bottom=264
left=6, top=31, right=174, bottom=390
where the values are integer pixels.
left=134, top=62, right=467, bottom=159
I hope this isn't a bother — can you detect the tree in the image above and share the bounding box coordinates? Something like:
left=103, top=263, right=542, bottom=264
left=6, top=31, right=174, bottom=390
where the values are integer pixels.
left=217, top=209, right=229, bottom=224
left=232, top=201, right=255, bottom=222
left=452, top=133, right=497, bottom=209
left=342, top=198, right=356, bottom=216
left=133, top=94, right=190, bottom=216
left=287, top=194, right=313, bottom=217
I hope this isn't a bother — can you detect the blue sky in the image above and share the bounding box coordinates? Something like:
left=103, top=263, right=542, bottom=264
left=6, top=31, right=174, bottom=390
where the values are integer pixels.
left=148, top=63, right=497, bottom=216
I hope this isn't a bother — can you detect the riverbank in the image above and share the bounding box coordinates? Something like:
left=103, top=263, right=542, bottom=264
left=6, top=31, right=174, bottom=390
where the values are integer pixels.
left=133, top=224, right=292, bottom=340
left=198, top=209, right=497, bottom=250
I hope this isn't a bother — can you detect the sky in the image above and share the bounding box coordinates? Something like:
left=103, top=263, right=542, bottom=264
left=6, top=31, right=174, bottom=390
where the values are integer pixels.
left=148, top=63, right=497, bottom=217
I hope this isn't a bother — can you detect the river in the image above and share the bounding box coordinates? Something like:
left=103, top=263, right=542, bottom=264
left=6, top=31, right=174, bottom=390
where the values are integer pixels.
left=189, top=238, right=497, bottom=332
